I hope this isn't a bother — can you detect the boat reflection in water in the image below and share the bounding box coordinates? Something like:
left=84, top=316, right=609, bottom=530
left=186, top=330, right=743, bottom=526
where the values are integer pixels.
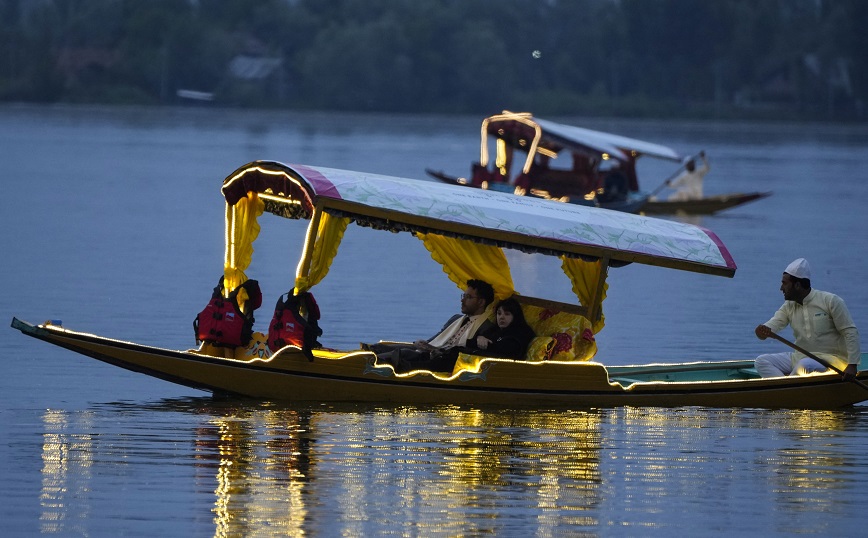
left=37, top=403, right=604, bottom=535
left=35, top=402, right=865, bottom=535
left=196, top=408, right=312, bottom=536
left=192, top=406, right=604, bottom=535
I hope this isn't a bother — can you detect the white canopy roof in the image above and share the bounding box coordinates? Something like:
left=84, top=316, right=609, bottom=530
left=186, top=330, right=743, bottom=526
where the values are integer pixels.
left=223, top=161, right=736, bottom=277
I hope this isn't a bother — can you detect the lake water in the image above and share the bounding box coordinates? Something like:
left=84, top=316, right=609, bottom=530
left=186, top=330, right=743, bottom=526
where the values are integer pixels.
left=1, top=104, right=867, bottom=536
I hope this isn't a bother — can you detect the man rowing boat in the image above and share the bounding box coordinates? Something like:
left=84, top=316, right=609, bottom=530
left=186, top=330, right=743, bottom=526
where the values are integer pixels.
left=667, top=151, right=709, bottom=201
left=754, top=258, right=861, bottom=379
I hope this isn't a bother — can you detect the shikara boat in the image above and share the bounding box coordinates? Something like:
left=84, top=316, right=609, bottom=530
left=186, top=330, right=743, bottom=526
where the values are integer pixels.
left=642, top=192, right=771, bottom=215
left=12, top=161, right=866, bottom=408
left=426, top=111, right=770, bottom=215
left=425, top=167, right=649, bottom=214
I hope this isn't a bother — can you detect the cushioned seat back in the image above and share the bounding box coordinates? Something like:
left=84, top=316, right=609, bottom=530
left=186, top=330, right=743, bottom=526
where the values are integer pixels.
left=520, top=304, right=597, bottom=362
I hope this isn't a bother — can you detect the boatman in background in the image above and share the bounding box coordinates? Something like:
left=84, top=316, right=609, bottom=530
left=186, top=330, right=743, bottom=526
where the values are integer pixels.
left=668, top=151, right=709, bottom=201
left=754, top=258, right=861, bottom=379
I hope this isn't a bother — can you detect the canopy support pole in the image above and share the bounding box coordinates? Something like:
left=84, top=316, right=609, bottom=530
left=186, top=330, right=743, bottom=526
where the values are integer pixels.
left=295, top=203, right=324, bottom=288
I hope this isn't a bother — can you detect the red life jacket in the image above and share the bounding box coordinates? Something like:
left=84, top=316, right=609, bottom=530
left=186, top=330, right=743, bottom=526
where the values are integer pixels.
left=267, top=288, right=322, bottom=361
left=194, top=277, right=262, bottom=347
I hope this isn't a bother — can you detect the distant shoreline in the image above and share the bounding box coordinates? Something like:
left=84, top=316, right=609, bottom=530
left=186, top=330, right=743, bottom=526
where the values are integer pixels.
left=3, top=101, right=867, bottom=127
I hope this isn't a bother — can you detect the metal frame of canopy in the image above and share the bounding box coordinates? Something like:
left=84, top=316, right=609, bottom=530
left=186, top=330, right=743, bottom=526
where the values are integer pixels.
left=481, top=111, right=631, bottom=176
left=478, top=110, right=683, bottom=179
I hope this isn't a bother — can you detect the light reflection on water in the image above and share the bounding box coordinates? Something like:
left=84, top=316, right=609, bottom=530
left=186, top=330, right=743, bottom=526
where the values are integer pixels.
left=29, top=400, right=868, bottom=536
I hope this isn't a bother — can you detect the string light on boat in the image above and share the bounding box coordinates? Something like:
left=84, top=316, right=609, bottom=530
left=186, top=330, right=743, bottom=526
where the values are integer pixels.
left=225, top=164, right=299, bottom=192
left=536, top=147, right=558, bottom=159
left=227, top=203, right=236, bottom=271
left=223, top=164, right=314, bottom=211
left=481, top=111, right=542, bottom=174
left=259, top=192, right=302, bottom=207
left=496, top=138, right=508, bottom=175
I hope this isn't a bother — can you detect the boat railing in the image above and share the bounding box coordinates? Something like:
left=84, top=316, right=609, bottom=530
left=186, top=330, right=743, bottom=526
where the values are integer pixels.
left=607, top=360, right=760, bottom=387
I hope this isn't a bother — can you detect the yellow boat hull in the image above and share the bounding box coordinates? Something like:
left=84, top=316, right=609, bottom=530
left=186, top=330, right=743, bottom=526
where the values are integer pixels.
left=13, top=318, right=868, bottom=409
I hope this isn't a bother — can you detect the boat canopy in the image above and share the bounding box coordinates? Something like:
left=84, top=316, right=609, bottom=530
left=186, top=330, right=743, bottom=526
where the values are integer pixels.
left=481, top=111, right=681, bottom=176
left=219, top=161, right=736, bottom=332
left=533, top=118, right=682, bottom=162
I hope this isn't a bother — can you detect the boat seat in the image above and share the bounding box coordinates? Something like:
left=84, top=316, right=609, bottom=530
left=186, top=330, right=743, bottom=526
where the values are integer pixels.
left=511, top=295, right=597, bottom=363
left=449, top=296, right=597, bottom=376
left=528, top=169, right=598, bottom=198
left=511, top=295, right=589, bottom=318
left=470, top=162, right=507, bottom=187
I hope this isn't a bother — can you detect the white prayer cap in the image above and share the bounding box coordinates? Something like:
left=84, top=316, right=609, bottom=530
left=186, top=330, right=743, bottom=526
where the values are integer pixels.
left=784, top=258, right=811, bottom=279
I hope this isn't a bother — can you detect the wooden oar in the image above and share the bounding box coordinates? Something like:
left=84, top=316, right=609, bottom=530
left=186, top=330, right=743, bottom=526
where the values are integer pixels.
left=766, top=332, right=868, bottom=391
left=648, top=151, right=702, bottom=198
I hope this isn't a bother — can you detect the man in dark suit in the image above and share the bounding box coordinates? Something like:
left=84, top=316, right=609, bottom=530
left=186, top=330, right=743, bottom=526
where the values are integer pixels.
left=373, top=279, right=496, bottom=373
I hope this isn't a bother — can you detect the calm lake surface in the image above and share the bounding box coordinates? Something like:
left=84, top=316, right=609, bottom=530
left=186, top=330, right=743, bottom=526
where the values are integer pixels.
left=2, top=104, right=867, bottom=536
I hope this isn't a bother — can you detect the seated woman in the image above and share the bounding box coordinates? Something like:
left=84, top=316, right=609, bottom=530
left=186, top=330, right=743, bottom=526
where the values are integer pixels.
left=472, top=297, right=536, bottom=359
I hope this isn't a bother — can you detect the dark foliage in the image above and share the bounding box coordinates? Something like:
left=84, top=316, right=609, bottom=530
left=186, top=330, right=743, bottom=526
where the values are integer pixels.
left=0, top=0, right=864, bottom=120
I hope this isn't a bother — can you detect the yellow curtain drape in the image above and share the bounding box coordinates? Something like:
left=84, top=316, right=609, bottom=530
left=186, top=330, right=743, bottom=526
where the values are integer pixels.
left=294, top=211, right=350, bottom=292
left=223, top=192, right=265, bottom=310
left=417, top=233, right=514, bottom=301
left=560, top=256, right=607, bottom=333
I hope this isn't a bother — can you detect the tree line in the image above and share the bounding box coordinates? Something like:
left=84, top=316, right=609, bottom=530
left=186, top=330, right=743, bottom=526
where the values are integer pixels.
left=1, top=0, right=865, bottom=121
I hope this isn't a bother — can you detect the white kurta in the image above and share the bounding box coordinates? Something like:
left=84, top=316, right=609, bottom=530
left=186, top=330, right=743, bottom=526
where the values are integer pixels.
left=763, top=288, right=861, bottom=370
left=668, top=155, right=709, bottom=201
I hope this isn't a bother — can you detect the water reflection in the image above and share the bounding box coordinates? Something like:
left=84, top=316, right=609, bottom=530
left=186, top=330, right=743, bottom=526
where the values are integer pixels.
left=37, top=400, right=605, bottom=535
left=761, top=409, right=856, bottom=532
left=197, top=405, right=604, bottom=536
left=35, top=400, right=868, bottom=536
left=40, top=410, right=96, bottom=534
left=600, top=407, right=866, bottom=534
left=195, top=407, right=311, bottom=537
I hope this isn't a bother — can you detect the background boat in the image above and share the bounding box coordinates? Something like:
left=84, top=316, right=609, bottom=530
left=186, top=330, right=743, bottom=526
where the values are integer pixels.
left=424, top=167, right=650, bottom=213
left=642, top=191, right=772, bottom=214
left=428, top=111, right=772, bottom=214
